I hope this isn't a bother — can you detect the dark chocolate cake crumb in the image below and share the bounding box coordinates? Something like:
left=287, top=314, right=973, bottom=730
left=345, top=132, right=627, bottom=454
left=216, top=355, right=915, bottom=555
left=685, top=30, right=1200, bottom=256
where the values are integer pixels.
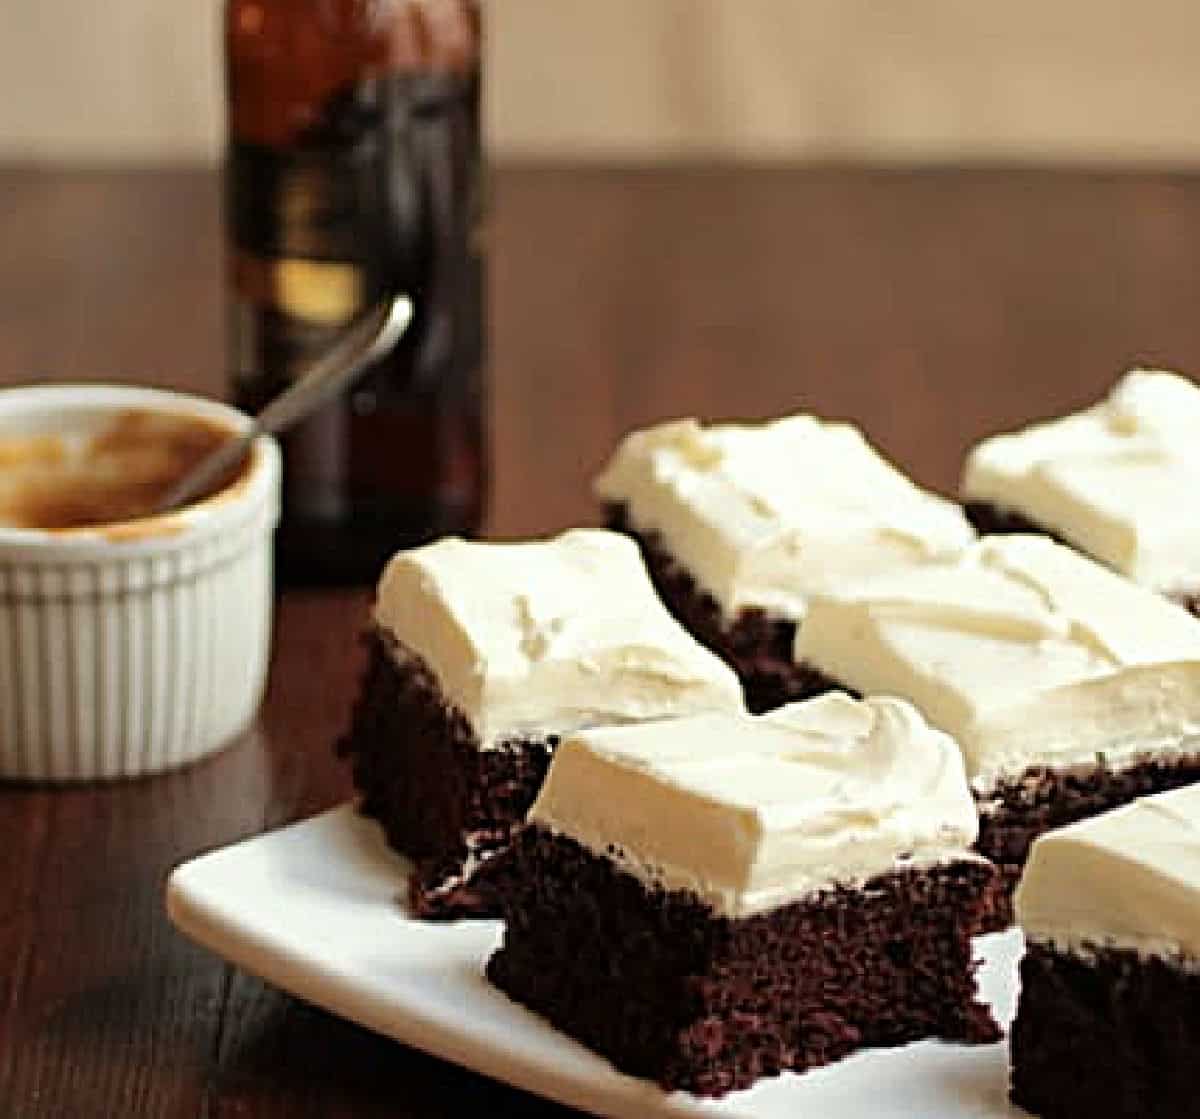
left=962, top=501, right=1070, bottom=544
left=336, top=630, right=555, bottom=920
left=605, top=504, right=840, bottom=713
left=488, top=827, right=998, bottom=1097
left=1171, top=590, right=1200, bottom=619
left=1011, top=942, right=1200, bottom=1119
left=975, top=757, right=1200, bottom=928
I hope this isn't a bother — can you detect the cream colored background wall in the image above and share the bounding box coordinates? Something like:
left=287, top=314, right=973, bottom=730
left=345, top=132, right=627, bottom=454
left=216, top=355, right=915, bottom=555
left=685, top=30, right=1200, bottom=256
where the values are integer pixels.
left=2, top=1, right=1199, bottom=163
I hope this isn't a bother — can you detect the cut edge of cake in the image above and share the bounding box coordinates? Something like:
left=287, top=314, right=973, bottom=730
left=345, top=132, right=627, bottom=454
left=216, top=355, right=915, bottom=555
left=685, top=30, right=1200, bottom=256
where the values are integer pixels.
left=487, top=693, right=1000, bottom=1096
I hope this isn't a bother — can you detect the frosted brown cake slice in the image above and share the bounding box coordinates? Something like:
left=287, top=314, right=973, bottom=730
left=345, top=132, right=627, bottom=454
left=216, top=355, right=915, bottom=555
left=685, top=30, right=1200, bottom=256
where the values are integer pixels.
left=1011, top=786, right=1200, bottom=1119
left=963, top=369, right=1200, bottom=616
left=595, top=414, right=976, bottom=713
left=488, top=693, right=998, bottom=1097
left=794, top=533, right=1200, bottom=922
left=337, top=528, right=744, bottom=919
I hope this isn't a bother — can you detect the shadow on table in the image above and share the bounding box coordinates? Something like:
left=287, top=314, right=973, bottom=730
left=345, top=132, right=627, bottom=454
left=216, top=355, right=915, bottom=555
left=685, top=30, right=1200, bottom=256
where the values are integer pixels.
left=207, top=979, right=572, bottom=1118
left=19, top=948, right=568, bottom=1119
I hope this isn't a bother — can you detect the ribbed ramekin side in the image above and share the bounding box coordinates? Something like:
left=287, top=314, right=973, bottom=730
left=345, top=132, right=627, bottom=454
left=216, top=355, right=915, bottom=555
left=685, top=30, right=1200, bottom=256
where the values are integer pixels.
left=0, top=501, right=275, bottom=783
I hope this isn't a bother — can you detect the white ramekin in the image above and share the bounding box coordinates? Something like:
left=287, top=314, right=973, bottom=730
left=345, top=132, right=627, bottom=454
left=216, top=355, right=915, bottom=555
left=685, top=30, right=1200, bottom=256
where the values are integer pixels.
left=0, top=384, right=281, bottom=782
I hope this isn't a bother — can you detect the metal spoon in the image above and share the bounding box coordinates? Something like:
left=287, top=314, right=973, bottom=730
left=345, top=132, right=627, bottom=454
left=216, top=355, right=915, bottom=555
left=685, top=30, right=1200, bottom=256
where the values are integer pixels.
left=155, top=294, right=414, bottom=515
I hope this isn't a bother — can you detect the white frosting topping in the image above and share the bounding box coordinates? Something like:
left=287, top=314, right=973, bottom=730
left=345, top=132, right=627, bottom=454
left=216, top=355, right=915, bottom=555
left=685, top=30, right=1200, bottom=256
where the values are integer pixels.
left=373, top=529, right=745, bottom=749
left=528, top=692, right=979, bottom=918
left=594, top=414, right=976, bottom=621
left=794, top=535, right=1200, bottom=788
left=963, top=370, right=1200, bottom=591
left=1016, top=785, right=1200, bottom=960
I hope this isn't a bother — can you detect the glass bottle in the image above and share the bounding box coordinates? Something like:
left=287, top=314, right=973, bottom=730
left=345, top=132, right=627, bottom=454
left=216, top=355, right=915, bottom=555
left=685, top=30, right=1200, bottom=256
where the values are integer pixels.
left=225, top=0, right=485, bottom=584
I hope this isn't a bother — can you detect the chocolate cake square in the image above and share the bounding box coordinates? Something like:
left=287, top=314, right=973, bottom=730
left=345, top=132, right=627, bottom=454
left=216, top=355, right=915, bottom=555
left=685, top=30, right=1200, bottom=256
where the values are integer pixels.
left=337, top=529, right=744, bottom=919
left=793, top=533, right=1200, bottom=924
left=1010, top=786, right=1200, bottom=1119
left=962, top=369, right=1200, bottom=617
left=487, top=694, right=999, bottom=1097
left=594, top=414, right=976, bottom=712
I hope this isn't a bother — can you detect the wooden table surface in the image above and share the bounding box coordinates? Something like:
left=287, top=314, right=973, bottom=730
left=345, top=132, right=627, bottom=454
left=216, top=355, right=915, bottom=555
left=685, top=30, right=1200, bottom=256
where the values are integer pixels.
left=3, top=165, right=1200, bottom=1118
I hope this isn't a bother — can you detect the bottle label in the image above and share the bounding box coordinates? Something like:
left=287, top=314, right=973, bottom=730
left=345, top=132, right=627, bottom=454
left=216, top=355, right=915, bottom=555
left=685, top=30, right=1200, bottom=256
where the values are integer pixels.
left=227, top=116, right=382, bottom=383
left=231, top=252, right=364, bottom=327
left=227, top=72, right=483, bottom=390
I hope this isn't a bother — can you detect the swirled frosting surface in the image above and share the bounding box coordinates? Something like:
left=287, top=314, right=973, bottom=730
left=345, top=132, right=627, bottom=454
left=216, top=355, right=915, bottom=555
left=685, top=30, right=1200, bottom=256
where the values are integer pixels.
left=963, top=370, right=1200, bottom=592
left=795, top=535, right=1200, bottom=787
left=529, top=692, right=978, bottom=917
left=595, top=414, right=975, bottom=622
left=374, top=529, right=745, bottom=749
left=1017, top=785, right=1200, bottom=960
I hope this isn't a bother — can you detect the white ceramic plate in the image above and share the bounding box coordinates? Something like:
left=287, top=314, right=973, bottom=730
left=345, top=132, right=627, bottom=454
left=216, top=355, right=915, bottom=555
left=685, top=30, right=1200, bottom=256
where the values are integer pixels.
left=166, top=805, right=1030, bottom=1118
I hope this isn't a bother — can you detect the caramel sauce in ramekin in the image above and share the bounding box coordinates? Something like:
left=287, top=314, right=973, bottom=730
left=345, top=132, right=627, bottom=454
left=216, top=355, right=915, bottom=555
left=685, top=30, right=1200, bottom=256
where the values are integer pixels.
left=0, top=410, right=248, bottom=536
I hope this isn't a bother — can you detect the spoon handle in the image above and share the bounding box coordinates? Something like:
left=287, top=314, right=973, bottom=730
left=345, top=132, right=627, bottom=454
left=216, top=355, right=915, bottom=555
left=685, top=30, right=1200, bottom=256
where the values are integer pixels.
left=156, top=295, right=413, bottom=515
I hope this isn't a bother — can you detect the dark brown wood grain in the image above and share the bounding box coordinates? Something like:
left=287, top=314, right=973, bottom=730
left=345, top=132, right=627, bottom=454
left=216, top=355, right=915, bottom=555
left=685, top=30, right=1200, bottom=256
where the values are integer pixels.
left=3, top=164, right=1200, bottom=1117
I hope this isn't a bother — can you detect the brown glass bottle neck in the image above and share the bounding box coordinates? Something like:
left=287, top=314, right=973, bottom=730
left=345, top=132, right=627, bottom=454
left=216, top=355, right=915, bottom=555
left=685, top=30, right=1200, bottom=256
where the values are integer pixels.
left=226, top=0, right=480, bottom=147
